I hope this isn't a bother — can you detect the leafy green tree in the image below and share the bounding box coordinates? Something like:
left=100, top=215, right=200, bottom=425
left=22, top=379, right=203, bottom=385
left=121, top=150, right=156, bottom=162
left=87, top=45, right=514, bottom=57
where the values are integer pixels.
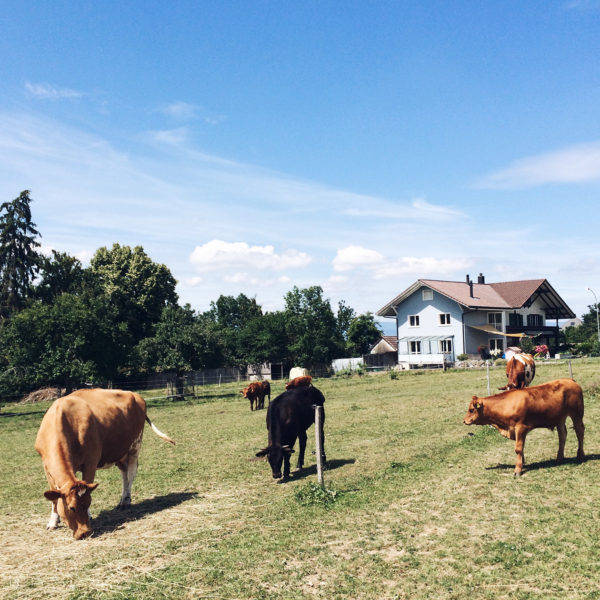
left=89, top=243, right=178, bottom=343
left=238, top=311, right=290, bottom=376
left=346, top=312, right=383, bottom=357
left=564, top=305, right=600, bottom=355
left=0, top=190, right=42, bottom=319
left=135, top=305, right=225, bottom=374
left=35, top=250, right=86, bottom=303
left=0, top=293, right=127, bottom=396
left=336, top=299, right=356, bottom=343
left=284, top=286, right=344, bottom=370
left=206, top=294, right=263, bottom=367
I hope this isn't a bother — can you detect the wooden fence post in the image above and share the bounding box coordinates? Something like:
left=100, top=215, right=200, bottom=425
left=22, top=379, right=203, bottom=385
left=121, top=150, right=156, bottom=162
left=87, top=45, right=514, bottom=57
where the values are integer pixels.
left=568, top=360, right=573, bottom=380
left=314, top=405, right=324, bottom=487
left=486, top=360, right=491, bottom=396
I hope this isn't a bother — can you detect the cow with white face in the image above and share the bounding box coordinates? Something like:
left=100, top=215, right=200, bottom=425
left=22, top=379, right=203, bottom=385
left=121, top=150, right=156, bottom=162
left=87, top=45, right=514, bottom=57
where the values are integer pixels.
left=35, top=389, right=175, bottom=539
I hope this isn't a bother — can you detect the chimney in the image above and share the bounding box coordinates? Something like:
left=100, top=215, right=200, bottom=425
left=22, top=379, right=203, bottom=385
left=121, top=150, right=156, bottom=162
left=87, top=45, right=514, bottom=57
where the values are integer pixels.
left=469, top=280, right=474, bottom=297
left=477, top=273, right=485, bottom=284
left=465, top=274, right=471, bottom=285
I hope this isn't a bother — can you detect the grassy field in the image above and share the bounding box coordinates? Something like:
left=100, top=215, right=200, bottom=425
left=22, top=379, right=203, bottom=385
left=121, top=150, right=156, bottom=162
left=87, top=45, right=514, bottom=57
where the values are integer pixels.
left=2, top=360, right=600, bottom=599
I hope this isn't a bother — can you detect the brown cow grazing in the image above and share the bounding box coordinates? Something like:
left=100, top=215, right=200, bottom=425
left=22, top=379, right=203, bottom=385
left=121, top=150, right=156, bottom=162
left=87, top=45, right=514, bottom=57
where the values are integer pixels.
left=463, top=378, right=584, bottom=476
left=35, top=389, right=175, bottom=539
left=499, top=352, right=536, bottom=390
left=241, top=380, right=271, bottom=411
left=285, top=375, right=312, bottom=390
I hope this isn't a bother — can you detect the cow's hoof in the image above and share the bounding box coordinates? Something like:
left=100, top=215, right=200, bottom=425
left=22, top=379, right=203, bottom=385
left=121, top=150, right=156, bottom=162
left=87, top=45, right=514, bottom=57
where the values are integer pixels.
left=116, top=502, right=131, bottom=511
left=514, top=471, right=523, bottom=477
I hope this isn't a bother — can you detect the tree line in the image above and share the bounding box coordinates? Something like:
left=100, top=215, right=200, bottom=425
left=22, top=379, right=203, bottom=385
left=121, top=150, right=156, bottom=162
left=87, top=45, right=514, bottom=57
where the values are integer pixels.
left=0, top=191, right=382, bottom=400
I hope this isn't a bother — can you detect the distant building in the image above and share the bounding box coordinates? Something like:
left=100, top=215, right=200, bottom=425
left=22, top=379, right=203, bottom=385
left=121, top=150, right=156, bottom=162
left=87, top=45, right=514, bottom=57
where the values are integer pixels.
left=561, top=318, right=582, bottom=330
left=377, top=274, right=575, bottom=369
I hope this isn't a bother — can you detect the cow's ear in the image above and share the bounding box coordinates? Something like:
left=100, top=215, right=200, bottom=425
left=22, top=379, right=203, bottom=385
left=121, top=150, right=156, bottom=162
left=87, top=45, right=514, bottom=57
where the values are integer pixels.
left=256, top=448, right=269, bottom=457
left=86, top=482, right=99, bottom=493
left=475, top=401, right=483, bottom=409
left=44, top=490, right=61, bottom=502
left=472, top=395, right=478, bottom=401
left=282, top=445, right=295, bottom=455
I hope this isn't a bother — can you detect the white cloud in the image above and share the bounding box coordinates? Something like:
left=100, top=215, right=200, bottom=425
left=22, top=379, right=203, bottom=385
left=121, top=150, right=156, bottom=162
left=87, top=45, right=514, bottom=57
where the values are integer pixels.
left=476, top=141, right=600, bottom=189
left=189, top=240, right=312, bottom=273
left=185, top=276, right=203, bottom=286
left=162, top=102, right=198, bottom=120
left=25, top=82, right=83, bottom=101
left=373, top=257, right=474, bottom=279
left=147, top=127, right=189, bottom=146
left=344, top=198, right=465, bottom=221
left=333, top=246, right=384, bottom=272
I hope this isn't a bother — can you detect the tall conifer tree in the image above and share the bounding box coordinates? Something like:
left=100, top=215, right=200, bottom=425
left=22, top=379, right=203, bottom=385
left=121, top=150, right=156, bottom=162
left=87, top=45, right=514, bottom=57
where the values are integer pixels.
left=0, top=190, right=41, bottom=319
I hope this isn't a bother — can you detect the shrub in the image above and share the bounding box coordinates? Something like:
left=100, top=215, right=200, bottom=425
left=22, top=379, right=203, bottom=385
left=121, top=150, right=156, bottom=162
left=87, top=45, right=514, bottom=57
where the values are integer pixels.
left=456, top=353, right=469, bottom=361
left=389, top=370, right=400, bottom=380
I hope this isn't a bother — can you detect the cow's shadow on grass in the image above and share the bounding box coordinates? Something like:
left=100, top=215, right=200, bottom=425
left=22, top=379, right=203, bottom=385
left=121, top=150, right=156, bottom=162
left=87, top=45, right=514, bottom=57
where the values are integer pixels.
left=283, top=458, right=356, bottom=482
left=92, top=491, right=198, bottom=537
left=486, top=453, right=600, bottom=474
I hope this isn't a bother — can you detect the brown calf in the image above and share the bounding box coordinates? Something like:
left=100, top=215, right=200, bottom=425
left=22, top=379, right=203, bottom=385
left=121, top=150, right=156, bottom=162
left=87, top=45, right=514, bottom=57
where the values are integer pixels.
left=499, top=352, right=536, bottom=390
left=463, top=378, right=584, bottom=476
left=241, top=380, right=271, bottom=411
left=285, top=375, right=312, bottom=390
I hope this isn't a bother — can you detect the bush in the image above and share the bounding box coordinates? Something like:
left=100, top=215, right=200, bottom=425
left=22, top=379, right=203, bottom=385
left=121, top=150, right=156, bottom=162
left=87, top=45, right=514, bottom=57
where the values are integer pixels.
left=494, top=358, right=507, bottom=366
left=456, top=353, right=469, bottom=361
left=389, top=370, right=400, bottom=380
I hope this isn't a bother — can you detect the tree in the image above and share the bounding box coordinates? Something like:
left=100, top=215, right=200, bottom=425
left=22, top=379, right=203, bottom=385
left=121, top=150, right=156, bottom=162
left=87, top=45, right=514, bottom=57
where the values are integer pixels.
left=206, top=294, right=263, bottom=367
left=336, top=299, right=356, bottom=344
left=35, top=250, right=86, bottom=303
left=284, top=286, right=344, bottom=371
left=0, top=293, right=128, bottom=396
left=0, top=190, right=42, bottom=319
left=89, top=243, right=178, bottom=343
left=238, top=311, right=290, bottom=376
left=346, top=313, right=383, bottom=357
left=135, top=304, right=225, bottom=375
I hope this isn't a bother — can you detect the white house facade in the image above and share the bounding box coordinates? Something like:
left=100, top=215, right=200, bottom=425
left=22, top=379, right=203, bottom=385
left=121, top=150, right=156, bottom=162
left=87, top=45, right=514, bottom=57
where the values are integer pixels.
left=376, top=274, right=575, bottom=369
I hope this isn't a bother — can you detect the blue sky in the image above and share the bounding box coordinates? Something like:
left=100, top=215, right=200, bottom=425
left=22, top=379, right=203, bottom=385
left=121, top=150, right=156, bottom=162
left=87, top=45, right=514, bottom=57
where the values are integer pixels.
left=2, top=1, right=600, bottom=330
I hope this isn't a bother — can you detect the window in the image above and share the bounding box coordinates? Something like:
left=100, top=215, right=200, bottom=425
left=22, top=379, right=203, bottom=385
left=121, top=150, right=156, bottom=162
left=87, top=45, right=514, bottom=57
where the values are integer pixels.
left=410, top=341, right=421, bottom=354
left=527, top=314, right=543, bottom=327
left=422, top=289, right=433, bottom=301
left=409, top=315, right=420, bottom=327
left=488, top=312, right=502, bottom=330
left=439, top=313, right=451, bottom=326
left=508, top=313, right=523, bottom=327
left=439, top=339, right=453, bottom=353
left=489, top=338, right=503, bottom=352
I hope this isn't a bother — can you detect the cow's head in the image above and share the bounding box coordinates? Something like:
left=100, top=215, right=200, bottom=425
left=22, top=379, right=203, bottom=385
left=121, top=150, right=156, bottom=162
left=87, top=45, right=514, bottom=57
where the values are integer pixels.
left=255, top=445, right=294, bottom=479
left=44, top=480, right=99, bottom=539
left=463, top=395, right=484, bottom=425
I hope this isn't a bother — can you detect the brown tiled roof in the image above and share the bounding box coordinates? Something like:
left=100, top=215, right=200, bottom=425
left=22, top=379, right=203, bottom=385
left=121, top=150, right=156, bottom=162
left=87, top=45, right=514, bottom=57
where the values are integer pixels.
left=381, top=336, right=398, bottom=351
left=377, top=277, right=575, bottom=319
left=420, top=278, right=546, bottom=309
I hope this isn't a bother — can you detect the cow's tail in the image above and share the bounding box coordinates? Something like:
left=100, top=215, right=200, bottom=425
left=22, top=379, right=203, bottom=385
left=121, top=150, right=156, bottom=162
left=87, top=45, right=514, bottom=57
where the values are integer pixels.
left=145, top=416, right=176, bottom=445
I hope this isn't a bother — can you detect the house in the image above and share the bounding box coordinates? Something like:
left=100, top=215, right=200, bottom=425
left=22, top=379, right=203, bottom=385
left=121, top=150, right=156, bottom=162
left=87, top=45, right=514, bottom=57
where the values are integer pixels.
left=561, top=317, right=582, bottom=330
left=376, top=274, right=575, bottom=369
left=363, top=335, right=398, bottom=370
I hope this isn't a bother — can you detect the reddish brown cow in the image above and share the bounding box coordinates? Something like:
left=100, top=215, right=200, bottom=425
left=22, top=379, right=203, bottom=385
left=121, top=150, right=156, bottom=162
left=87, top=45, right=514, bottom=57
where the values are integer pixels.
left=463, top=378, right=584, bottom=476
left=35, top=389, right=175, bottom=539
left=241, top=380, right=271, bottom=411
left=499, top=352, right=536, bottom=390
left=285, top=375, right=312, bottom=390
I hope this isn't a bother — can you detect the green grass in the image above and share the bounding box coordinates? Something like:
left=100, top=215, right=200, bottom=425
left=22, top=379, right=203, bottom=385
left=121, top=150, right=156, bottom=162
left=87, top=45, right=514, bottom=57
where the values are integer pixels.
left=2, top=360, right=600, bottom=599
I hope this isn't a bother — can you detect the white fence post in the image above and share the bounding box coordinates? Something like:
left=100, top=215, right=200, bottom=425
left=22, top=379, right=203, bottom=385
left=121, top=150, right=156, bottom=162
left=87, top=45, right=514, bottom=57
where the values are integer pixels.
left=314, top=405, right=324, bottom=487
left=486, top=360, right=491, bottom=396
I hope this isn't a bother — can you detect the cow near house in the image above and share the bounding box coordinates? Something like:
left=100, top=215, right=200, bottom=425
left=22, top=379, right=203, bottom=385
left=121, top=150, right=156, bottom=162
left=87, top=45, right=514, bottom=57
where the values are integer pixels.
left=35, top=389, right=175, bottom=540
left=256, top=385, right=326, bottom=480
left=285, top=375, right=312, bottom=390
left=241, top=380, right=271, bottom=411
left=463, top=378, right=584, bottom=476
left=499, top=351, right=536, bottom=391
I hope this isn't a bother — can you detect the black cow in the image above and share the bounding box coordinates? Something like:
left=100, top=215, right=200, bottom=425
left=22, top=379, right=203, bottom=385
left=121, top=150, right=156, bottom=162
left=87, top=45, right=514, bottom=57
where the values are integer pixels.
left=256, top=386, right=326, bottom=479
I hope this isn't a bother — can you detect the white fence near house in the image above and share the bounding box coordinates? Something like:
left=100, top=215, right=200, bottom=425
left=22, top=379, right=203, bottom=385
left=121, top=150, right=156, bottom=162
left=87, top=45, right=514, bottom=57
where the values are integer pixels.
left=331, top=357, right=364, bottom=373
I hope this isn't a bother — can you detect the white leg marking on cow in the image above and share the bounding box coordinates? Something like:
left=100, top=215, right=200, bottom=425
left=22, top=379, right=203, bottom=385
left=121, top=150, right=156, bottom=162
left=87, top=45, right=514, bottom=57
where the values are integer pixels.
left=47, top=503, right=60, bottom=530
left=118, top=432, right=143, bottom=508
